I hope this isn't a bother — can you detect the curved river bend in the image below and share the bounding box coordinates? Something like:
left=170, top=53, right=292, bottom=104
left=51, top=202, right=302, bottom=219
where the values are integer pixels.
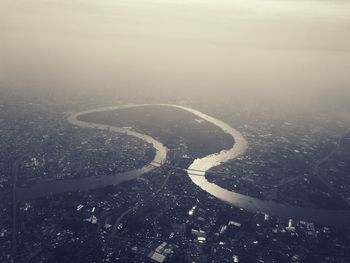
left=17, top=104, right=350, bottom=227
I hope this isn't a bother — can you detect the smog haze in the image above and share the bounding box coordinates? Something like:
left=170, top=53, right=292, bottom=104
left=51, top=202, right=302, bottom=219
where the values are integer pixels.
left=1, top=0, right=350, bottom=108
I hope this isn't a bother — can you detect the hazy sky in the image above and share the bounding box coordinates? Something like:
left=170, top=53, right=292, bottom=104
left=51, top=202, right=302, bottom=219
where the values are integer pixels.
left=1, top=0, right=350, bottom=105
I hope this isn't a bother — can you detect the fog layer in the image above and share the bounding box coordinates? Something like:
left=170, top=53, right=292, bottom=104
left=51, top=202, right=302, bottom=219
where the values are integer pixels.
left=1, top=0, right=350, bottom=106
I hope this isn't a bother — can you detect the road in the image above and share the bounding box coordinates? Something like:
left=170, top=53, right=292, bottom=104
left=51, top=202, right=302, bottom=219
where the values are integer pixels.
left=12, top=161, right=18, bottom=259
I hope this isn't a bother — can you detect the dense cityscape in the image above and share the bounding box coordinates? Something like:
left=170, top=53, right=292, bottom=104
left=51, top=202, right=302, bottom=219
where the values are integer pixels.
left=1, top=96, right=350, bottom=262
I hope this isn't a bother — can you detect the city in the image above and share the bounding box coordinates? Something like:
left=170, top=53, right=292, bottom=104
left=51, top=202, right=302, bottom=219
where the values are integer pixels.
left=1, top=98, right=350, bottom=262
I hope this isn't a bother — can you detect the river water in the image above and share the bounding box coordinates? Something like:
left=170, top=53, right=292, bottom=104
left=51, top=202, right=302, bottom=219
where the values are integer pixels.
left=16, top=104, right=350, bottom=226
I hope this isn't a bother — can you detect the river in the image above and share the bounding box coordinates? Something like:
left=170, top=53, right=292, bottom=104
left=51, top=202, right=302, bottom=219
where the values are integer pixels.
left=16, top=104, right=350, bottom=227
